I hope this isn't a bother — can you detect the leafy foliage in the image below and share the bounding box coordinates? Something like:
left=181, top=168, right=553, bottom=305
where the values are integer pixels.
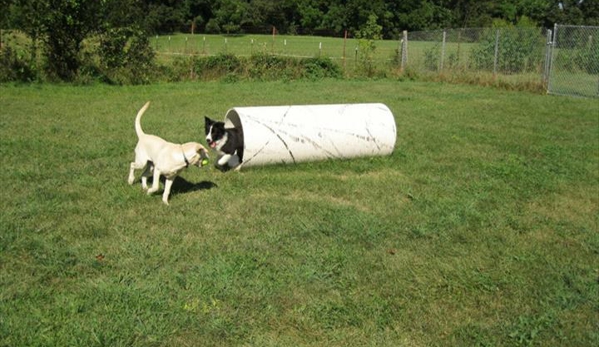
left=6, top=0, right=597, bottom=40
left=95, top=28, right=156, bottom=85
left=553, top=27, right=599, bottom=74
left=0, top=45, right=35, bottom=82
left=470, top=19, right=544, bottom=74
left=167, top=53, right=341, bottom=82
left=355, top=14, right=383, bottom=77
left=40, top=0, right=103, bottom=81
left=2, top=0, right=154, bottom=83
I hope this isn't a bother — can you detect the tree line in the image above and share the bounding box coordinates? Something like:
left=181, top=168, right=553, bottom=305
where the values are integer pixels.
left=1, top=0, right=597, bottom=83
left=3, top=1, right=599, bottom=38
left=167, top=0, right=599, bottom=37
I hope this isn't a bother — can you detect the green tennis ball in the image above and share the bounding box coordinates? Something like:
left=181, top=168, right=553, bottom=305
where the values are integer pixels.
left=201, top=158, right=209, bottom=166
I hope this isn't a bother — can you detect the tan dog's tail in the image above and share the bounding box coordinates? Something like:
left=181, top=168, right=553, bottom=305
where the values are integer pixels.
left=135, top=101, right=151, bottom=138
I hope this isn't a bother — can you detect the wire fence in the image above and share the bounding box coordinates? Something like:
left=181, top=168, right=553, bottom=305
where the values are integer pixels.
left=402, top=28, right=548, bottom=75
left=547, top=25, right=599, bottom=98
left=1, top=25, right=597, bottom=97
left=152, top=25, right=599, bottom=97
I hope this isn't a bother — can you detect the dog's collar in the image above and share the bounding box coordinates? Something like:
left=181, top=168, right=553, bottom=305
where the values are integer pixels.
left=181, top=147, right=190, bottom=167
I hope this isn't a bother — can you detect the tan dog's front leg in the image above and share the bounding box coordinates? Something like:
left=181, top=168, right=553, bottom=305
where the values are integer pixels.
left=128, top=162, right=145, bottom=185
left=162, top=178, right=174, bottom=205
left=147, top=169, right=161, bottom=195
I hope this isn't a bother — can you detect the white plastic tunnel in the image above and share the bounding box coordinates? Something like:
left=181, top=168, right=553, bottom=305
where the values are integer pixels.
left=223, top=103, right=397, bottom=168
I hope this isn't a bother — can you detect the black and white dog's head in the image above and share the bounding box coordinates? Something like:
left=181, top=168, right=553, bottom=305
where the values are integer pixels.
left=204, top=116, right=244, bottom=171
left=205, top=116, right=228, bottom=151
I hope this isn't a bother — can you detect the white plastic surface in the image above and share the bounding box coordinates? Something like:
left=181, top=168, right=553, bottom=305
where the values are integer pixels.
left=224, top=103, right=396, bottom=168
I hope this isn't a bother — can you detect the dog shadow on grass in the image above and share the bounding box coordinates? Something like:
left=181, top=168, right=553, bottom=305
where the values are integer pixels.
left=167, top=177, right=218, bottom=195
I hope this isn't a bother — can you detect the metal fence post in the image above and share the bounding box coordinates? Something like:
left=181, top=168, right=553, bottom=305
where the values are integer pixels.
left=547, top=24, right=558, bottom=94
left=457, top=29, right=462, bottom=66
left=343, top=30, right=347, bottom=71
left=543, top=29, right=553, bottom=86
left=401, top=30, right=408, bottom=72
left=440, top=30, right=446, bottom=72
left=493, top=30, right=500, bottom=76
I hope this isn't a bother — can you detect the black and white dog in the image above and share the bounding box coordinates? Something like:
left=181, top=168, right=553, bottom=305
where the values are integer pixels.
left=205, top=116, right=244, bottom=171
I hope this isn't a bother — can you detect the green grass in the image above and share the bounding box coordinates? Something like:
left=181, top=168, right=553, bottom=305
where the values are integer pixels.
left=154, top=33, right=554, bottom=89
left=548, top=71, right=599, bottom=98
left=1, top=80, right=598, bottom=346
left=153, top=33, right=468, bottom=71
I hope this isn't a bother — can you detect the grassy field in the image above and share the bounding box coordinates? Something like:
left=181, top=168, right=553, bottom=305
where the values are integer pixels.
left=153, top=33, right=552, bottom=90
left=152, top=33, right=399, bottom=60
left=1, top=80, right=598, bottom=346
left=153, top=33, right=473, bottom=72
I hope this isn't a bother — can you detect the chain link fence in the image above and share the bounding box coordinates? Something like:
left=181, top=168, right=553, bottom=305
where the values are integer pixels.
left=547, top=25, right=599, bottom=98
left=398, top=27, right=550, bottom=89
left=2, top=24, right=597, bottom=96
left=144, top=26, right=599, bottom=96
left=407, top=27, right=547, bottom=73
left=152, top=27, right=554, bottom=90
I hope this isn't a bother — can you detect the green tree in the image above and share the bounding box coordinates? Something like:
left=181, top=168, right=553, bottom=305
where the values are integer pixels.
left=544, top=0, right=598, bottom=27
left=7, top=0, right=154, bottom=82
left=94, top=0, right=155, bottom=84
left=244, top=0, right=298, bottom=33
left=445, top=0, right=495, bottom=27
left=39, top=0, right=103, bottom=80
left=355, top=13, right=382, bottom=76
left=297, top=0, right=326, bottom=34
left=148, top=0, right=189, bottom=33
left=210, top=0, right=249, bottom=34
left=7, top=0, right=47, bottom=69
left=580, top=0, right=599, bottom=25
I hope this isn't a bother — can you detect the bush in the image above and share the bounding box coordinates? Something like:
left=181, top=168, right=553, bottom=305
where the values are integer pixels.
left=194, top=53, right=241, bottom=79
left=92, top=28, right=155, bottom=85
left=553, top=36, right=599, bottom=74
left=300, top=57, right=342, bottom=79
left=0, top=46, right=36, bottom=82
left=247, top=53, right=293, bottom=79
left=470, top=21, right=544, bottom=74
left=165, top=53, right=342, bottom=82
left=355, top=14, right=383, bottom=77
left=423, top=43, right=441, bottom=71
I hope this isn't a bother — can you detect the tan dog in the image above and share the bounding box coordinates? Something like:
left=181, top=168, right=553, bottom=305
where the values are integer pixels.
left=128, top=102, right=209, bottom=205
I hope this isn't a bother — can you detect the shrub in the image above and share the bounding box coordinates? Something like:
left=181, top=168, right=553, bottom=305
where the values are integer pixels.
left=423, top=43, right=441, bottom=71
left=247, top=53, right=293, bottom=80
left=355, top=14, right=383, bottom=77
left=194, top=53, right=241, bottom=79
left=0, top=46, right=36, bottom=82
left=470, top=21, right=544, bottom=74
left=167, top=53, right=342, bottom=82
left=300, top=57, right=342, bottom=79
left=553, top=35, right=599, bottom=74
left=92, top=28, right=155, bottom=85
